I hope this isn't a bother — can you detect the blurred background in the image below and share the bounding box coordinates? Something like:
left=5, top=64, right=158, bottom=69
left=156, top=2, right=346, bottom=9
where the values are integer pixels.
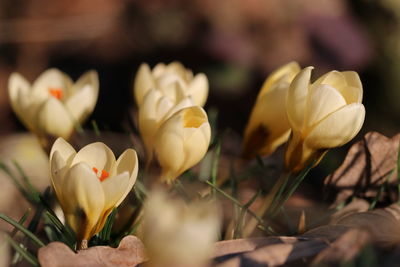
left=0, top=0, right=399, bottom=175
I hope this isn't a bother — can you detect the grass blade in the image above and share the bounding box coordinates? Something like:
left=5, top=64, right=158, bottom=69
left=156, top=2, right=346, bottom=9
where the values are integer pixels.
left=5, top=234, right=39, bottom=266
left=0, top=214, right=45, bottom=247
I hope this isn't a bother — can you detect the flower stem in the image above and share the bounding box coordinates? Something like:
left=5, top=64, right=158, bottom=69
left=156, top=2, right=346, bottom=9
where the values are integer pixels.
left=78, top=239, right=88, bottom=250
left=242, top=171, right=290, bottom=237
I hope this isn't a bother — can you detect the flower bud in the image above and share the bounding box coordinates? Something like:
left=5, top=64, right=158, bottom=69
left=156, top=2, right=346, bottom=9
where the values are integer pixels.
left=154, top=106, right=211, bottom=183
left=242, top=62, right=300, bottom=158
left=285, top=67, right=365, bottom=172
left=138, top=86, right=194, bottom=162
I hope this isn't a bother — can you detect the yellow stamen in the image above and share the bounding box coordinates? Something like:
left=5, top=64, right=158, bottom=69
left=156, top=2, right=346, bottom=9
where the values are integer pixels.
left=49, top=88, right=63, bottom=100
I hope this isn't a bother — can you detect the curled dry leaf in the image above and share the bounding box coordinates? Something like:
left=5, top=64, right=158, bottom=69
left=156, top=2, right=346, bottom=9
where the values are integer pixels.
left=325, top=131, right=400, bottom=205
left=38, top=235, right=147, bottom=267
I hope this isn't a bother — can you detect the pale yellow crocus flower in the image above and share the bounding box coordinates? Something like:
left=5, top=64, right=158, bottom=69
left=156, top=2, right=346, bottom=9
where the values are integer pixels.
left=154, top=106, right=211, bottom=183
left=8, top=69, right=98, bottom=142
left=285, top=67, right=365, bottom=173
left=138, top=86, right=194, bottom=164
left=242, top=61, right=301, bottom=158
left=49, top=138, right=138, bottom=249
left=134, top=61, right=208, bottom=107
left=141, top=189, right=221, bottom=267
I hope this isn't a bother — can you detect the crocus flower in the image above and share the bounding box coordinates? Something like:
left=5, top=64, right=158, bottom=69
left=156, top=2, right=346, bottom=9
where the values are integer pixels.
left=8, top=69, right=99, bottom=141
left=242, top=62, right=301, bottom=158
left=49, top=138, right=138, bottom=249
left=154, top=106, right=211, bottom=183
left=138, top=87, right=194, bottom=163
left=134, top=61, right=208, bottom=107
left=285, top=67, right=365, bottom=173
left=141, top=189, right=220, bottom=267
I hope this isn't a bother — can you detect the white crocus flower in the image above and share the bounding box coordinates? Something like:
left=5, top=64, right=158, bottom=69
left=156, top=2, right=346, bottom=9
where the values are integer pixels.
left=142, top=190, right=221, bottom=267
left=285, top=67, right=365, bottom=172
left=49, top=138, right=138, bottom=249
left=134, top=61, right=208, bottom=107
left=154, top=106, right=211, bottom=183
left=138, top=86, right=194, bottom=164
left=8, top=69, right=99, bottom=141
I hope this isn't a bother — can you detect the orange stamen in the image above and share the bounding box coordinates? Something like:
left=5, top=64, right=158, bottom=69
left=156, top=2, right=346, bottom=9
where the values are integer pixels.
left=49, top=88, right=63, bottom=100
left=93, top=167, right=110, bottom=182
left=99, top=170, right=109, bottom=182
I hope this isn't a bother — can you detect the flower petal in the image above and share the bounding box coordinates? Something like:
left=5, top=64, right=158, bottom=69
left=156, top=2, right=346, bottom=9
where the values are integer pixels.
left=64, top=84, right=97, bottom=123
left=71, top=142, right=116, bottom=175
left=68, top=70, right=99, bottom=98
left=243, top=86, right=291, bottom=157
left=50, top=151, right=68, bottom=204
left=50, top=137, right=76, bottom=163
left=134, top=63, right=155, bottom=106
left=62, top=162, right=105, bottom=240
left=287, top=66, right=313, bottom=131
left=304, top=84, right=346, bottom=129
left=312, top=70, right=346, bottom=89
left=32, top=69, right=72, bottom=103
left=115, top=149, right=138, bottom=206
left=37, top=98, right=74, bottom=139
left=8, top=73, right=33, bottom=128
left=258, top=61, right=300, bottom=98
left=305, top=103, right=365, bottom=149
left=8, top=72, right=30, bottom=106
left=101, top=171, right=130, bottom=211
left=188, top=73, right=208, bottom=107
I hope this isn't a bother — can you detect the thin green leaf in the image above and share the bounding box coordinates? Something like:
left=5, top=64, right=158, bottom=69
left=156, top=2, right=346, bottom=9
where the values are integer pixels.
left=11, top=210, right=30, bottom=237
left=98, top=208, right=118, bottom=241
left=210, top=140, right=221, bottom=197
left=233, top=190, right=261, bottom=239
left=204, top=181, right=274, bottom=234
left=268, top=164, right=312, bottom=218
left=0, top=162, right=36, bottom=204
left=12, top=161, right=41, bottom=203
left=91, top=120, right=101, bottom=136
left=6, top=234, right=39, bottom=266
left=0, top=213, right=45, bottom=247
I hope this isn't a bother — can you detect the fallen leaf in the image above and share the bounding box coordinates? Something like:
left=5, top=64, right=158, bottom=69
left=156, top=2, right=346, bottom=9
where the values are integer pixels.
left=311, top=228, right=371, bottom=266
left=38, top=235, right=147, bottom=267
left=325, top=132, right=400, bottom=204
left=303, top=204, right=400, bottom=247
left=213, top=237, right=328, bottom=267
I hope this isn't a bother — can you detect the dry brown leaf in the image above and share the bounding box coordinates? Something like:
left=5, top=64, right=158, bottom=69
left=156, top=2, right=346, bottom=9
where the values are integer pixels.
left=303, top=204, right=400, bottom=247
left=311, top=228, right=371, bottom=266
left=325, top=131, right=400, bottom=204
left=38, top=235, right=147, bottom=267
left=213, top=238, right=328, bottom=267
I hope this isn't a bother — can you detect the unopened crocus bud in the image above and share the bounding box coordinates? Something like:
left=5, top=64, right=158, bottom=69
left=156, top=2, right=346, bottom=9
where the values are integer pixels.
left=8, top=69, right=99, bottom=143
left=242, top=62, right=301, bottom=158
left=285, top=67, right=365, bottom=173
left=49, top=138, right=138, bottom=249
left=154, top=106, right=211, bottom=183
left=141, top=189, right=221, bottom=267
left=134, top=62, right=208, bottom=107
left=138, top=87, right=194, bottom=163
